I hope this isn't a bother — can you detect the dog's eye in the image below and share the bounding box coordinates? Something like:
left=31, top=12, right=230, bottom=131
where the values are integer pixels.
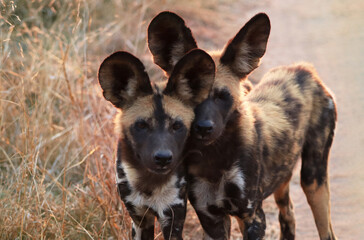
left=214, top=89, right=231, bottom=102
left=135, top=121, right=149, bottom=130
left=172, top=121, right=183, bottom=131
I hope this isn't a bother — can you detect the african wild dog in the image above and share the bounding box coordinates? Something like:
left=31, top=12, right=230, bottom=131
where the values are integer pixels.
left=98, top=49, right=215, bottom=239
left=148, top=12, right=337, bottom=240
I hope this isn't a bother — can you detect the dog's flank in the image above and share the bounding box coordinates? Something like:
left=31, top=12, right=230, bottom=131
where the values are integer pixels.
left=148, top=11, right=337, bottom=240
left=98, top=49, right=214, bottom=240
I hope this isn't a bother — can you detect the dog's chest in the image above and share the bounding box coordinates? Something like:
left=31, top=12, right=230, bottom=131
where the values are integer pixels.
left=117, top=162, right=186, bottom=218
left=187, top=145, right=236, bottom=182
left=190, top=165, right=249, bottom=216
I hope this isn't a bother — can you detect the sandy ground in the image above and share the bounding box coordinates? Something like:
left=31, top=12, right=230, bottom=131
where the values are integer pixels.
left=179, top=0, right=364, bottom=239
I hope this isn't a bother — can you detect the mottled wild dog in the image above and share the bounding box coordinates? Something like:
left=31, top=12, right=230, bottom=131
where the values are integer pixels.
left=148, top=12, right=337, bottom=240
left=98, top=49, right=215, bottom=240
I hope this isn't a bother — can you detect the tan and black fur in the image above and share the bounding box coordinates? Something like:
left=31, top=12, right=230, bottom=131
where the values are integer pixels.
left=148, top=12, right=337, bottom=240
left=98, top=49, right=215, bottom=240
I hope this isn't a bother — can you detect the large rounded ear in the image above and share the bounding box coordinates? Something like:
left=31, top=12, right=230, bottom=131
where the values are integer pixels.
left=164, top=49, right=215, bottom=106
left=220, top=13, right=270, bottom=78
left=148, top=11, right=197, bottom=76
left=98, top=51, right=153, bottom=109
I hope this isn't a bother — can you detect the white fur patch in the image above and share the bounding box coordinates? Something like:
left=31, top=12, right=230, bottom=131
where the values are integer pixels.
left=247, top=199, right=253, bottom=209
left=179, top=176, right=186, bottom=185
left=120, top=161, right=139, bottom=188
left=115, top=160, right=127, bottom=184
left=125, top=173, right=184, bottom=218
left=132, top=222, right=142, bottom=239
left=192, top=164, right=245, bottom=217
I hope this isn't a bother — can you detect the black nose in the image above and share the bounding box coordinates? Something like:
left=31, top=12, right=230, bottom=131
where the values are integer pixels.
left=154, top=150, right=173, bottom=167
left=195, top=120, right=214, bottom=136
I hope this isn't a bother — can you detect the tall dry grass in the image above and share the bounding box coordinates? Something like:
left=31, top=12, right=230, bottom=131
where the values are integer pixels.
left=0, top=0, right=178, bottom=239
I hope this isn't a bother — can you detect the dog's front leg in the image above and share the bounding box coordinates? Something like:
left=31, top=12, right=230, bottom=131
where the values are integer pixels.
left=158, top=203, right=187, bottom=240
left=240, top=205, right=266, bottom=240
left=123, top=203, right=155, bottom=240
left=193, top=209, right=231, bottom=240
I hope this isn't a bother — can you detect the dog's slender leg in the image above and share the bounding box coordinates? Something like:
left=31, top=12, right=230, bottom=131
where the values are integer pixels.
left=131, top=220, right=155, bottom=240
left=300, top=106, right=337, bottom=240
left=193, top=210, right=231, bottom=240
left=158, top=203, right=187, bottom=240
left=117, top=189, right=154, bottom=239
left=125, top=206, right=154, bottom=240
left=274, top=178, right=296, bottom=240
left=241, top=205, right=266, bottom=240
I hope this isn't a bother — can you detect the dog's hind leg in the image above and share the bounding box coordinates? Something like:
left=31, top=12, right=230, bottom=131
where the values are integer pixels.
left=300, top=102, right=337, bottom=240
left=274, top=178, right=296, bottom=240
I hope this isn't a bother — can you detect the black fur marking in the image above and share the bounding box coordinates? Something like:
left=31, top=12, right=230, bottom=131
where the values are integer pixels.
left=283, top=91, right=303, bottom=129
left=274, top=130, right=289, bottom=151
left=131, top=227, right=136, bottom=238
left=110, top=65, right=134, bottom=101
left=124, top=201, right=136, bottom=216
left=295, top=68, right=311, bottom=91
left=225, top=182, right=241, bottom=199
left=187, top=181, right=197, bottom=205
left=255, top=78, right=286, bottom=93
left=117, top=182, right=131, bottom=198
left=253, top=109, right=263, bottom=142
left=263, top=144, right=269, bottom=158
left=141, top=225, right=155, bottom=240
left=224, top=200, right=232, bottom=211
left=301, top=105, right=335, bottom=186
left=275, top=196, right=289, bottom=208
left=153, top=93, right=167, bottom=127
left=208, top=205, right=225, bottom=216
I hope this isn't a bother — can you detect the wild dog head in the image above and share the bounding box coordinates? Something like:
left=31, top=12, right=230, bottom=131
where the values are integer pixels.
left=98, top=49, right=215, bottom=174
left=148, top=12, right=270, bottom=144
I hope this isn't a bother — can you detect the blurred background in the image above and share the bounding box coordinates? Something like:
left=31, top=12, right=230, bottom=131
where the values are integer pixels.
left=1, top=0, right=363, bottom=239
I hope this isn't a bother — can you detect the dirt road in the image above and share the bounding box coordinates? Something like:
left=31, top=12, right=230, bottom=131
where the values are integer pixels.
left=180, top=0, right=364, bottom=239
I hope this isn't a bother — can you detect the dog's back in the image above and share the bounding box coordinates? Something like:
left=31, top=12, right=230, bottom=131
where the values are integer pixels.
left=245, top=63, right=336, bottom=197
